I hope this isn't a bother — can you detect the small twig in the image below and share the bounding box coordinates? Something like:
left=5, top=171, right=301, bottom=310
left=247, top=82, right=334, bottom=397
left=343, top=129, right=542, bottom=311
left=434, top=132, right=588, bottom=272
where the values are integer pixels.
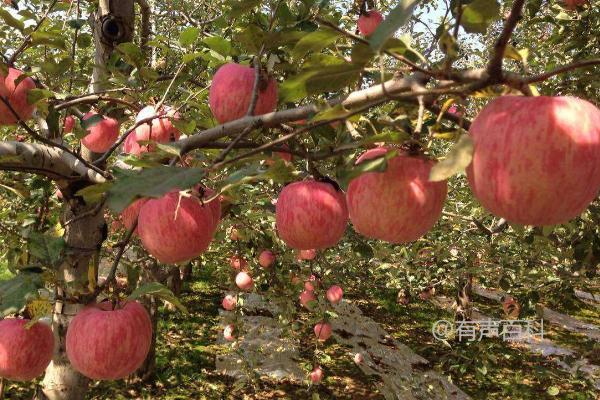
left=414, top=96, right=425, bottom=136
left=54, top=94, right=141, bottom=112
left=487, top=0, right=526, bottom=79
left=246, top=56, right=263, bottom=117
left=315, top=16, right=435, bottom=77
left=8, top=0, right=59, bottom=65
left=63, top=198, right=105, bottom=226
left=211, top=122, right=261, bottom=166
left=452, top=0, right=463, bottom=38
left=93, top=221, right=137, bottom=298
left=524, top=59, right=600, bottom=84
left=156, top=63, right=186, bottom=110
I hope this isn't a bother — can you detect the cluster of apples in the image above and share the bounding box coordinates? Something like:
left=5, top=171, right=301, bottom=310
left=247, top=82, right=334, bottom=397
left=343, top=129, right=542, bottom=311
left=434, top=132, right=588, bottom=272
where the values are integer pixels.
left=0, top=300, right=151, bottom=382
left=274, top=95, right=600, bottom=251
left=221, top=245, right=276, bottom=342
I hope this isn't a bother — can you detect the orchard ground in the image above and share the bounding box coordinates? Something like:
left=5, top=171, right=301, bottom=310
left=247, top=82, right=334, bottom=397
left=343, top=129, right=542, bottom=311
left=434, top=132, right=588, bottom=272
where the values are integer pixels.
left=3, top=262, right=597, bottom=400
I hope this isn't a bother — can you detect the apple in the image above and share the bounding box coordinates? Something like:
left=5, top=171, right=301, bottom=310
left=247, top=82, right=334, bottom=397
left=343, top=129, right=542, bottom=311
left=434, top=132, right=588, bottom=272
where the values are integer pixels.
left=299, top=290, right=316, bottom=308
left=80, top=112, right=120, bottom=153
left=276, top=180, right=348, bottom=250
left=357, top=10, right=383, bottom=36
left=137, top=190, right=217, bottom=263
left=235, top=271, right=253, bottom=291
left=209, top=62, right=278, bottom=124
left=230, top=227, right=240, bottom=241
left=266, top=144, right=293, bottom=165
left=347, top=147, right=447, bottom=243
left=353, top=353, right=364, bottom=364
left=123, top=105, right=180, bottom=155
left=564, top=0, right=586, bottom=9
left=310, top=366, right=323, bottom=383
left=223, top=324, right=235, bottom=341
left=222, top=294, right=237, bottom=311
left=314, top=321, right=332, bottom=341
left=258, top=250, right=275, bottom=268
left=297, top=249, right=317, bottom=261
left=120, top=198, right=148, bottom=233
left=63, top=115, right=75, bottom=133
left=326, top=285, right=343, bottom=305
left=0, top=68, right=36, bottom=125
left=66, top=301, right=152, bottom=380
left=0, top=319, right=54, bottom=381
left=467, top=96, right=600, bottom=226
left=229, top=255, right=248, bottom=270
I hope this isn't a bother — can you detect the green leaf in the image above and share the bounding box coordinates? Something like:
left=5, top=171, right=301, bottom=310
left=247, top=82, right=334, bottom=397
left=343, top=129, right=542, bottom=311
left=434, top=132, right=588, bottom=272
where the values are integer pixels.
left=116, top=42, right=144, bottom=67
left=359, top=131, right=410, bottom=145
left=107, top=167, right=206, bottom=213
left=80, top=114, right=103, bottom=130
left=460, top=0, right=500, bottom=34
left=128, top=282, right=188, bottom=313
left=429, top=135, right=474, bottom=182
left=369, top=0, right=422, bottom=52
left=75, top=182, right=112, bottom=204
left=227, top=0, right=261, bottom=18
left=67, top=18, right=87, bottom=30
left=0, top=8, right=25, bottom=32
left=292, top=28, right=340, bottom=60
left=337, top=150, right=398, bottom=188
left=312, top=104, right=351, bottom=122
left=280, top=64, right=363, bottom=103
left=182, top=52, right=203, bottom=64
left=0, top=182, right=30, bottom=198
left=28, top=232, right=65, bottom=266
left=30, top=31, right=66, bottom=50
left=202, top=36, right=232, bottom=56
left=26, top=89, right=55, bottom=106
left=0, top=273, right=43, bottom=317
left=179, top=27, right=200, bottom=47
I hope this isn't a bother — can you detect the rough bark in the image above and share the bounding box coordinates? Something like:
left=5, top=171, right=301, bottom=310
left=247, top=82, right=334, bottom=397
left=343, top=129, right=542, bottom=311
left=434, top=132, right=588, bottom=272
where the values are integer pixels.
left=38, top=1, right=136, bottom=399
left=39, top=198, right=106, bottom=400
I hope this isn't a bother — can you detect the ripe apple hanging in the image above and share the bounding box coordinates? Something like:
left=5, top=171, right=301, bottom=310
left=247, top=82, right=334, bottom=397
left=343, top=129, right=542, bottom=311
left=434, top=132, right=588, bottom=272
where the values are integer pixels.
left=467, top=96, right=600, bottom=226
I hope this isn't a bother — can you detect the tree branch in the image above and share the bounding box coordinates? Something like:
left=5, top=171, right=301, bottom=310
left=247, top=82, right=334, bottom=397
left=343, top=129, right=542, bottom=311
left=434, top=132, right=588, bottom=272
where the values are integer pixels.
left=0, top=141, right=107, bottom=183
left=487, top=0, right=526, bottom=79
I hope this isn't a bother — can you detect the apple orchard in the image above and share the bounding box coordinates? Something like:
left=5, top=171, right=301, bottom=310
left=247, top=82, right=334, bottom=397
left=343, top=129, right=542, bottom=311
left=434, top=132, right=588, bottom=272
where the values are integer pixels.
left=0, top=0, right=599, bottom=399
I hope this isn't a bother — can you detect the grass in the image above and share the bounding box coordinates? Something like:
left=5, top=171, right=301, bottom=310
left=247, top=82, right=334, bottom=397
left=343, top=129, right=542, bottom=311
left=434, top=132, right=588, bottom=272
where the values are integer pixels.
left=4, top=267, right=598, bottom=400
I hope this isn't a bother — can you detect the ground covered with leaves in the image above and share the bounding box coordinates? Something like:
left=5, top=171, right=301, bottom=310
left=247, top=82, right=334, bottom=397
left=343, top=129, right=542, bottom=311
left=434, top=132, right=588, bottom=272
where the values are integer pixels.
left=5, top=265, right=598, bottom=400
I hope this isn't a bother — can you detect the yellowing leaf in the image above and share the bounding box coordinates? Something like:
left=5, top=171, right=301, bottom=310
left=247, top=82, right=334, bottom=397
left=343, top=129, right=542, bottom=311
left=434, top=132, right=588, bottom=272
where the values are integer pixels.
left=429, top=135, right=474, bottom=182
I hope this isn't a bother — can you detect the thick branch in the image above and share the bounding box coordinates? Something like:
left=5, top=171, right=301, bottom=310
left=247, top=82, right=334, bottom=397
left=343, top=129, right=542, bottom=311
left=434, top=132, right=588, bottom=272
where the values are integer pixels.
left=0, top=141, right=107, bottom=183
left=177, top=73, right=429, bottom=154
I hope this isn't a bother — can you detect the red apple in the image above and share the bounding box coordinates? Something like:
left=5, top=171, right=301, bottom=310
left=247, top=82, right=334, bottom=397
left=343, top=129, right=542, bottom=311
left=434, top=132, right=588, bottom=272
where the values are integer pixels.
left=0, top=319, right=54, bottom=381
left=80, top=112, right=120, bottom=153
left=66, top=301, right=152, bottom=380
left=314, top=321, right=332, bottom=341
left=120, top=198, right=148, bottom=233
left=123, top=105, right=180, bottom=155
left=297, top=249, right=317, bottom=261
left=63, top=115, right=75, bottom=133
left=564, top=0, right=586, bottom=9
left=223, top=324, right=235, bottom=341
left=347, top=147, right=447, bottom=243
left=276, top=180, right=348, bottom=249
left=0, top=68, right=36, bottom=125
left=137, top=190, right=217, bottom=263
left=222, top=294, right=237, bottom=311
left=310, top=366, right=323, bottom=383
left=467, top=96, right=600, bottom=226
left=229, top=255, right=248, bottom=270
left=235, top=271, right=253, bottom=291
left=357, top=10, right=383, bottom=36
left=326, top=285, right=343, bottom=305
left=258, top=250, right=275, bottom=268
left=209, top=62, right=278, bottom=124
left=299, top=290, right=316, bottom=308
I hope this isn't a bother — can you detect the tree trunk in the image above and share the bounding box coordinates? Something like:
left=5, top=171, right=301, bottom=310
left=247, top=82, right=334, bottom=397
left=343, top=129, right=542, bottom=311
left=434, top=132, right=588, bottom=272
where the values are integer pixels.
left=134, top=295, right=159, bottom=383
left=39, top=1, right=135, bottom=399
left=39, top=197, right=106, bottom=400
